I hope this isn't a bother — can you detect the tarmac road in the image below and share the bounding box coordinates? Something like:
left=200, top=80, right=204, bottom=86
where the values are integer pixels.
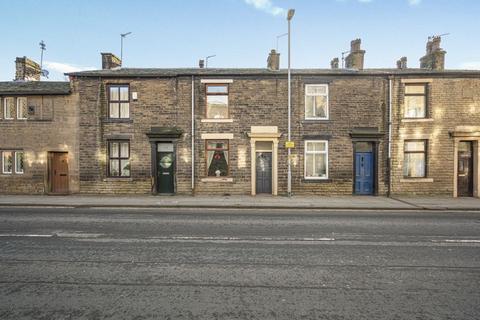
left=0, top=207, right=479, bottom=319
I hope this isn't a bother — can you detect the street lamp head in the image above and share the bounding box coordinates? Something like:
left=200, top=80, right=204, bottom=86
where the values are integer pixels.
left=121, top=32, right=132, bottom=38
left=287, top=9, right=295, bottom=21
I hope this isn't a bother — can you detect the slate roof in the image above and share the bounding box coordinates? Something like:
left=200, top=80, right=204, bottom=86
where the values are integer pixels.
left=66, top=67, right=480, bottom=78
left=0, top=81, right=71, bottom=95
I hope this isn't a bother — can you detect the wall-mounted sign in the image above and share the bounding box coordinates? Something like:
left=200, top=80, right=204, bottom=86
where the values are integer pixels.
left=285, top=141, right=295, bottom=148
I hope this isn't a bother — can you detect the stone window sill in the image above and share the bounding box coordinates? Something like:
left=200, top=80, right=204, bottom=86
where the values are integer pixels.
left=401, top=118, right=434, bottom=123
left=102, top=118, right=133, bottom=124
left=302, top=178, right=331, bottom=183
left=103, top=177, right=133, bottom=182
left=400, top=178, right=434, bottom=183
left=201, top=119, right=234, bottom=123
left=201, top=177, right=234, bottom=183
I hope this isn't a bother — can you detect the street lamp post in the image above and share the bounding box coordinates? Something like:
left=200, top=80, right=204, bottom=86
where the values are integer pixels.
left=287, top=9, right=295, bottom=197
left=120, top=32, right=132, bottom=63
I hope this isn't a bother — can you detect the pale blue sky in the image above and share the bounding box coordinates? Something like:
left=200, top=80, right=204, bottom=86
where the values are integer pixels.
left=1, top=0, right=479, bottom=80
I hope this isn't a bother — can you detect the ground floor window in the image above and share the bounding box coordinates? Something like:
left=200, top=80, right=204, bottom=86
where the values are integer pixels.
left=108, top=141, right=130, bottom=177
left=403, top=140, right=427, bottom=178
left=206, top=140, right=229, bottom=177
left=2, top=151, right=23, bottom=174
left=304, top=140, right=328, bottom=179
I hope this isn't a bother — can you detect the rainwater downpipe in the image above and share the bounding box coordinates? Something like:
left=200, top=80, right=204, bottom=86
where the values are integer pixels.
left=191, top=76, right=195, bottom=193
left=387, top=77, right=393, bottom=197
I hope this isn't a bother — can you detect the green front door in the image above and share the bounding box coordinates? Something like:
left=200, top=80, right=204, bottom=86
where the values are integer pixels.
left=157, top=143, right=175, bottom=194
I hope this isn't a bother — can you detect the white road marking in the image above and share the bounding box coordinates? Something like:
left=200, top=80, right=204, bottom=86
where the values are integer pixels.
left=433, top=239, right=480, bottom=243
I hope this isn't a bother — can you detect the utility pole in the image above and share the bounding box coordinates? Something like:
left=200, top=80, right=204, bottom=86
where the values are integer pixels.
left=39, top=40, right=46, bottom=79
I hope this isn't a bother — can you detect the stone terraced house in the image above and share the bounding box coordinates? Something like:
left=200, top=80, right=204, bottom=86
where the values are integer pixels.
left=1, top=37, right=479, bottom=197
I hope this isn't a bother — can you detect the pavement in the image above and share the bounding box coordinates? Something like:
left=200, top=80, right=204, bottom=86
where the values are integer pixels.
left=0, top=194, right=479, bottom=210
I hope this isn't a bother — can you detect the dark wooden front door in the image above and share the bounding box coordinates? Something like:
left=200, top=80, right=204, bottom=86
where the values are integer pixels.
left=50, top=152, right=69, bottom=194
left=256, top=152, right=272, bottom=194
left=457, top=141, right=474, bottom=197
left=157, top=143, right=175, bottom=194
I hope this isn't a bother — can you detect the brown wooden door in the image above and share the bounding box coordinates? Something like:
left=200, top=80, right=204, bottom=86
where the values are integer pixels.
left=457, top=141, right=473, bottom=197
left=50, top=152, right=69, bottom=194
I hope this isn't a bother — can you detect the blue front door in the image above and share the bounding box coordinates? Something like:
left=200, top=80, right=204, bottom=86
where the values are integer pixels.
left=355, top=152, right=374, bottom=195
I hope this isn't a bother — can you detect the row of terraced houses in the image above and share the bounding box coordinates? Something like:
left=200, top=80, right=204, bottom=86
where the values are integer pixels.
left=1, top=37, right=480, bottom=197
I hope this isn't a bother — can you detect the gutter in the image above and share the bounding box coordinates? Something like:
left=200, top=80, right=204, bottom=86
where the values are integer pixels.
left=387, top=77, right=393, bottom=197
left=191, top=76, right=195, bottom=193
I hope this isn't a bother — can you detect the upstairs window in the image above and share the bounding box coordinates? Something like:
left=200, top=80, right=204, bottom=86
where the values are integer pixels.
left=108, top=85, right=130, bottom=119
left=404, top=84, right=427, bottom=118
left=108, top=141, right=130, bottom=177
left=305, top=84, right=328, bottom=120
left=206, top=140, right=229, bottom=177
left=206, top=84, right=229, bottom=119
left=17, top=97, right=27, bottom=119
left=3, top=97, right=14, bottom=120
left=403, top=140, right=427, bottom=178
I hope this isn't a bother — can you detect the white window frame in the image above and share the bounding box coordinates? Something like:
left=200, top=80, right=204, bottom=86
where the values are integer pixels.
left=304, top=140, right=329, bottom=180
left=4, top=97, right=14, bottom=120
left=2, top=151, right=13, bottom=174
left=304, top=84, right=329, bottom=120
left=14, top=151, right=24, bottom=174
left=16, top=97, right=27, bottom=120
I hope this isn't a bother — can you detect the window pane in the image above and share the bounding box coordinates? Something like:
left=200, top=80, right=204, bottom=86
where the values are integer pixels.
left=305, top=154, right=314, bottom=177
left=4, top=98, right=14, bottom=119
left=305, top=96, right=314, bottom=118
left=306, top=141, right=326, bottom=152
left=314, top=154, right=327, bottom=178
left=405, top=85, right=425, bottom=94
left=206, top=95, right=228, bottom=119
left=110, top=87, right=119, bottom=101
left=314, top=96, right=327, bottom=118
left=120, top=160, right=130, bottom=176
left=3, top=152, right=13, bottom=173
left=405, top=96, right=426, bottom=118
left=207, top=141, right=226, bottom=150
left=110, top=142, right=119, bottom=158
left=207, top=150, right=228, bottom=176
left=206, top=85, right=228, bottom=94
left=120, top=142, right=129, bottom=158
left=109, top=103, right=119, bottom=118
left=306, top=85, right=327, bottom=95
left=405, top=141, right=425, bottom=152
left=120, top=103, right=129, bottom=118
left=109, top=160, right=119, bottom=176
left=404, top=153, right=425, bottom=177
left=119, top=87, right=129, bottom=101
left=17, top=97, right=27, bottom=119
left=15, top=152, right=24, bottom=173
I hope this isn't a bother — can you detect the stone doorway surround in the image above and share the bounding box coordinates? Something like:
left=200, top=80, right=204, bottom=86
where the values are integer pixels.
left=247, top=126, right=281, bottom=196
left=451, top=126, right=480, bottom=198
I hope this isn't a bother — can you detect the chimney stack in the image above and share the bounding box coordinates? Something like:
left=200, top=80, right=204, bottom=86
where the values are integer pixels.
left=420, top=36, right=446, bottom=71
left=330, top=58, right=339, bottom=69
left=345, top=39, right=366, bottom=70
left=15, top=57, right=41, bottom=81
left=199, top=59, right=205, bottom=68
left=396, top=57, right=407, bottom=69
left=267, top=49, right=280, bottom=71
left=101, top=53, right=122, bottom=70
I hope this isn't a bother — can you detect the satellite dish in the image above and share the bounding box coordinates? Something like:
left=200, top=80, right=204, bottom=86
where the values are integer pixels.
left=41, top=69, right=49, bottom=78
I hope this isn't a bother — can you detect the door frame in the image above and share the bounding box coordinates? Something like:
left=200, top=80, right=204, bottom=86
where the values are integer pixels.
left=248, top=126, right=281, bottom=196
left=48, top=151, right=69, bottom=194
left=352, top=141, right=378, bottom=195
left=453, top=136, right=479, bottom=198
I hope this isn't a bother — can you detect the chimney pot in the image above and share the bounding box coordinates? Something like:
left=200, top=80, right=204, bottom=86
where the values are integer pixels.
left=267, top=49, right=280, bottom=71
left=101, top=53, right=122, bottom=70
left=15, top=56, right=41, bottom=81
left=345, top=38, right=366, bottom=70
left=397, top=56, right=407, bottom=69
left=330, top=57, right=339, bottom=69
